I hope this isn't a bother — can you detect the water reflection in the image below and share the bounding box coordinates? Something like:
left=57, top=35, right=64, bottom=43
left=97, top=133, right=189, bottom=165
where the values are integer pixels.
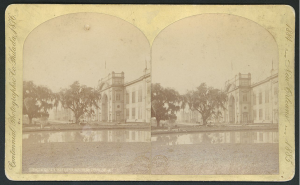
left=151, top=131, right=278, bottom=145
left=23, top=130, right=151, bottom=144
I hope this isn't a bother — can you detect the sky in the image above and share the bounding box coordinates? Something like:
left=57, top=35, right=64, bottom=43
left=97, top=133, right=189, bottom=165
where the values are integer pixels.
left=24, top=13, right=279, bottom=94
left=152, top=14, right=279, bottom=94
left=24, top=12, right=150, bottom=92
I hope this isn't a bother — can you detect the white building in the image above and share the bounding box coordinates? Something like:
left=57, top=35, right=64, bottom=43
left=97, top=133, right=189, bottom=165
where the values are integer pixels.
left=48, top=68, right=151, bottom=123
left=177, top=66, right=278, bottom=124
left=96, top=68, right=151, bottom=123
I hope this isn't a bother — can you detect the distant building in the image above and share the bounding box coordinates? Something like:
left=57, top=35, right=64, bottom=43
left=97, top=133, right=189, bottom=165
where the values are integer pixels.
left=177, top=66, right=278, bottom=124
left=177, top=108, right=202, bottom=123
left=48, top=105, right=74, bottom=122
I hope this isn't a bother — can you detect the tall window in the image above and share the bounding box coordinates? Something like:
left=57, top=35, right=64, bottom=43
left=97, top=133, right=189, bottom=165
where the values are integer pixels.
left=115, top=79, right=122, bottom=84
left=259, top=92, right=262, bottom=104
left=259, top=133, right=263, bottom=142
left=126, top=108, right=129, bottom=119
left=126, top=93, right=129, bottom=104
left=243, top=93, right=247, bottom=102
left=138, top=106, right=142, bottom=119
left=265, top=107, right=269, bottom=120
left=138, top=88, right=142, bottom=102
left=132, top=92, right=135, bottom=103
left=147, top=82, right=151, bottom=104
left=126, top=131, right=129, bottom=139
left=241, top=80, right=248, bottom=86
left=253, top=110, right=256, bottom=120
left=259, top=109, right=263, bottom=120
left=253, top=94, right=256, bottom=105
left=274, top=87, right=278, bottom=105
left=274, top=87, right=278, bottom=95
left=132, top=108, right=135, bottom=119
left=265, top=90, right=269, bottom=103
left=116, top=92, right=120, bottom=101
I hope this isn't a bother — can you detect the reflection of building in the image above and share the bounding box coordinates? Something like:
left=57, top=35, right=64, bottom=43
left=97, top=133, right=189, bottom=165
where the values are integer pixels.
left=151, top=131, right=278, bottom=145
left=177, top=65, right=278, bottom=124
left=23, top=130, right=151, bottom=144
left=97, top=68, right=151, bottom=123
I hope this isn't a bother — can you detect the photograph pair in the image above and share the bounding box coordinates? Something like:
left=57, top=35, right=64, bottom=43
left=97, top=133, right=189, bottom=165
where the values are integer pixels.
left=5, top=4, right=295, bottom=181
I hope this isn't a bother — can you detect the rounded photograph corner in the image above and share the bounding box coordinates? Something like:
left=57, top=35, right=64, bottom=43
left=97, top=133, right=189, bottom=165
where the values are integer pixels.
left=5, top=4, right=17, bottom=16
left=283, top=5, right=296, bottom=18
left=281, top=170, right=296, bottom=182
left=5, top=168, right=19, bottom=181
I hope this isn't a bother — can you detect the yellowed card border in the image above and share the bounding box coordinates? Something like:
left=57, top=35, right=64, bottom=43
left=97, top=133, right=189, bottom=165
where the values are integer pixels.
left=5, top=4, right=295, bottom=181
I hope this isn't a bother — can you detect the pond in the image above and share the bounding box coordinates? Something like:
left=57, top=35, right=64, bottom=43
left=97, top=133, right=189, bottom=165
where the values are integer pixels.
left=151, top=130, right=278, bottom=145
left=23, top=129, right=151, bottom=144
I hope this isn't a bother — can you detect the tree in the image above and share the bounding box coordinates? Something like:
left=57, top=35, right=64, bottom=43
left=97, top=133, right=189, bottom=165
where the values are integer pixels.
left=183, top=83, right=227, bottom=126
left=58, top=81, right=100, bottom=124
left=23, top=81, right=55, bottom=124
left=151, top=83, right=181, bottom=127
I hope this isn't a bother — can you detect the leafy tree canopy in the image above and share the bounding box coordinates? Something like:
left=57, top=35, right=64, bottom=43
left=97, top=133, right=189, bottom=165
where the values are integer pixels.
left=58, top=81, right=101, bottom=124
left=23, top=81, right=55, bottom=124
left=182, top=83, right=227, bottom=125
left=151, top=83, right=181, bottom=127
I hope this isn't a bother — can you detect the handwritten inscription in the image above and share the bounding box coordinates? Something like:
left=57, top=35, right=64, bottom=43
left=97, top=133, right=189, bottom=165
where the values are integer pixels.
left=8, top=126, right=16, bottom=170
left=285, top=24, right=293, bottom=42
left=284, top=61, right=292, bottom=123
left=283, top=24, right=294, bottom=166
left=285, top=140, right=293, bottom=165
left=7, top=13, right=18, bottom=170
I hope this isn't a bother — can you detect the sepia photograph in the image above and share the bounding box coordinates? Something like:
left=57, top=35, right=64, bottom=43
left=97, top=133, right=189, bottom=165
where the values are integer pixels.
left=22, top=12, right=151, bottom=174
left=5, top=4, right=295, bottom=181
left=151, top=14, right=279, bottom=175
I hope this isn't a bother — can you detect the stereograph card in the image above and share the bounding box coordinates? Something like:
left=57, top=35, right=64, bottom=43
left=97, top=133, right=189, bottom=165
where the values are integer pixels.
left=5, top=4, right=295, bottom=181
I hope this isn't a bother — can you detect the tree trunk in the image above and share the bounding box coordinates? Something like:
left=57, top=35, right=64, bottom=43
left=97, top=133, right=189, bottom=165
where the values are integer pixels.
left=28, top=115, right=33, bottom=125
left=202, top=116, right=209, bottom=126
left=75, top=114, right=80, bottom=125
left=156, top=119, right=161, bottom=127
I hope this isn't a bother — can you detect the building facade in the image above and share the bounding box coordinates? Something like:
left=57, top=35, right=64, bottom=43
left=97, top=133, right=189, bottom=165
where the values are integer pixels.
left=222, top=69, right=278, bottom=124
left=97, top=68, right=151, bottom=123
left=177, top=68, right=278, bottom=124
left=48, top=68, right=151, bottom=123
